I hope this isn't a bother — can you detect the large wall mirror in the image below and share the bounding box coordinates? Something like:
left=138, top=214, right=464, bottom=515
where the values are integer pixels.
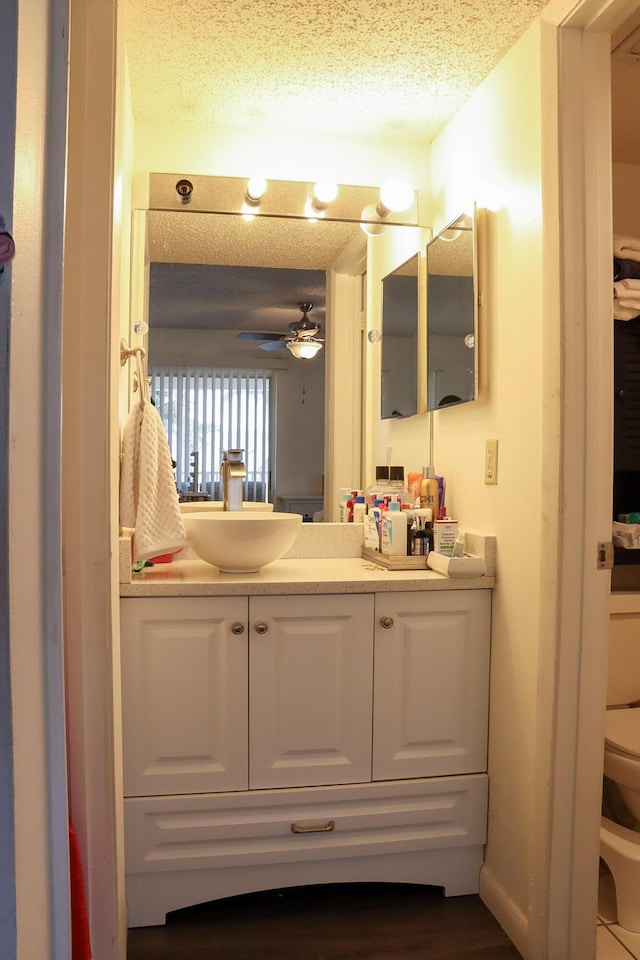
left=381, top=253, right=420, bottom=419
left=136, top=174, right=421, bottom=518
left=426, top=210, right=478, bottom=411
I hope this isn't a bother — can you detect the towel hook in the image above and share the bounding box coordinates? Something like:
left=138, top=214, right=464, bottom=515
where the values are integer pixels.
left=120, top=338, right=145, bottom=366
left=120, top=338, right=150, bottom=407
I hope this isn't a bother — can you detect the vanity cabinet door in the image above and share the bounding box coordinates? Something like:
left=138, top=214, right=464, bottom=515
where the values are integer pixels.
left=121, top=597, right=249, bottom=797
left=372, top=590, right=491, bottom=781
left=249, top=594, right=374, bottom=789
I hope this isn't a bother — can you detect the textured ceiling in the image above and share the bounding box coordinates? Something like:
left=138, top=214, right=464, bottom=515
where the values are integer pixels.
left=134, top=0, right=640, bottom=339
left=126, top=0, right=549, bottom=141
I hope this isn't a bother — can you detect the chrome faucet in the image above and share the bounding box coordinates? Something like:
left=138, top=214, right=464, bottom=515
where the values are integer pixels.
left=221, top=449, right=246, bottom=511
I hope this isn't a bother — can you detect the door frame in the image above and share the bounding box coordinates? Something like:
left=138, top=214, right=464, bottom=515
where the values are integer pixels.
left=59, top=1, right=636, bottom=958
left=1, top=4, right=18, bottom=952
left=530, top=1, right=637, bottom=956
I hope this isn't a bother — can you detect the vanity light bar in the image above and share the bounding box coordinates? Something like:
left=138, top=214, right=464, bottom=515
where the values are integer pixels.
left=150, top=174, right=421, bottom=227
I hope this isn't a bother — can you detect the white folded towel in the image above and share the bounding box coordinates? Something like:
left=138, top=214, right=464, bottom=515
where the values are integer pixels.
left=614, top=303, right=640, bottom=320
left=614, top=235, right=640, bottom=263
left=614, top=279, right=640, bottom=296
left=613, top=521, right=640, bottom=549
left=119, top=400, right=187, bottom=562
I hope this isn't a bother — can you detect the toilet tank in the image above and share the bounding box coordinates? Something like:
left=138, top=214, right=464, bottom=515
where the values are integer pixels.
left=608, top=594, right=640, bottom=706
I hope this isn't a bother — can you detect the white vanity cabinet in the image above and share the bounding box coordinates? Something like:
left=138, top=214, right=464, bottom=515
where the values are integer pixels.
left=120, top=596, right=249, bottom=796
left=372, top=591, right=491, bottom=781
left=121, top=594, right=374, bottom=796
left=120, top=588, right=491, bottom=927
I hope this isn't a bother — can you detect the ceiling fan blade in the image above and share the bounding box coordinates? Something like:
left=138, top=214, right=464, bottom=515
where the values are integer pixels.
left=259, top=339, right=288, bottom=351
left=236, top=331, right=284, bottom=341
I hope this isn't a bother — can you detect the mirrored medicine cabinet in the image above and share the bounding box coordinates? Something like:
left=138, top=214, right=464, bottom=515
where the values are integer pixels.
left=380, top=252, right=420, bottom=420
left=426, top=209, right=478, bottom=411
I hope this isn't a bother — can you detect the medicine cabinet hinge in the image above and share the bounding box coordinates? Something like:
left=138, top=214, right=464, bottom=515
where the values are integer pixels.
left=597, top=541, right=614, bottom=570
left=360, top=311, right=366, bottom=330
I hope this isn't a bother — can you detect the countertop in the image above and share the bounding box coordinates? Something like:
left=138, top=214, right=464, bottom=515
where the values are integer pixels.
left=120, top=555, right=495, bottom=597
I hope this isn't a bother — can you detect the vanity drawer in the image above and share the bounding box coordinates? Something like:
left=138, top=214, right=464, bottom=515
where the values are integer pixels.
left=124, top=774, right=488, bottom=874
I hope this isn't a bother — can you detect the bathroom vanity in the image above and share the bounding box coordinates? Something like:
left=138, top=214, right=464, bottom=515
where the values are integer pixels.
left=119, top=545, right=494, bottom=927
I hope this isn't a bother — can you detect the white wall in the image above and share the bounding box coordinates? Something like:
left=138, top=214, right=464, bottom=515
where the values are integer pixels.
left=364, top=22, right=551, bottom=953
left=132, top=122, right=430, bottom=209
left=431, top=24, right=549, bottom=948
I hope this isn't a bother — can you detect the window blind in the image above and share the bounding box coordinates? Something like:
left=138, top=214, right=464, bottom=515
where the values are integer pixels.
left=150, top=365, right=271, bottom=501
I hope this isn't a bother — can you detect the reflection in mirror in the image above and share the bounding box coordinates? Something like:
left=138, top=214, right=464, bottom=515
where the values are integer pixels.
left=381, top=253, right=419, bottom=419
left=145, top=214, right=337, bottom=516
left=140, top=175, right=421, bottom=519
left=426, top=210, right=478, bottom=411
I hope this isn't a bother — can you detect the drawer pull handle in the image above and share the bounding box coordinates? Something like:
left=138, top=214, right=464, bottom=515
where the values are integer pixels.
left=291, top=820, right=335, bottom=835
left=380, top=616, right=394, bottom=629
left=230, top=622, right=245, bottom=635
left=254, top=621, right=269, bottom=634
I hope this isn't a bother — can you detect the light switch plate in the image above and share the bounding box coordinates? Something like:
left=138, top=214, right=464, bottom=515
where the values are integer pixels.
left=485, top=439, right=498, bottom=484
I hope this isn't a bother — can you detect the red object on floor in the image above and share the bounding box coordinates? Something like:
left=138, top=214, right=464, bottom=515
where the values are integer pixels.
left=69, top=820, right=92, bottom=960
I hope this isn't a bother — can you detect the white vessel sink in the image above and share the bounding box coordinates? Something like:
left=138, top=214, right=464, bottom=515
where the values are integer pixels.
left=180, top=501, right=274, bottom=513
left=183, top=511, right=301, bottom=573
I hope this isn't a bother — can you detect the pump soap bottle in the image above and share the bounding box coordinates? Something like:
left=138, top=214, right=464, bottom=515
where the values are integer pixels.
left=419, top=466, right=439, bottom=520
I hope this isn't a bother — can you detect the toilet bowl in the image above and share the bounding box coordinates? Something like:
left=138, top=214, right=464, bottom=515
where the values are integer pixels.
left=601, top=706, right=640, bottom=931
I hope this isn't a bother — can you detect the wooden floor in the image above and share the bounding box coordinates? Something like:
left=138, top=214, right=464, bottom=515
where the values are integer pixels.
left=127, top=883, right=522, bottom=959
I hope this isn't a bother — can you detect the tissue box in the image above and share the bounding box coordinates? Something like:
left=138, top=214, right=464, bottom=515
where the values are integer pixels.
left=427, top=552, right=486, bottom=578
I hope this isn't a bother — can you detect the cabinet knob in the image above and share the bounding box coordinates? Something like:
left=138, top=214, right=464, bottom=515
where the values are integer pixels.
left=230, top=622, right=245, bottom=635
left=254, top=621, right=269, bottom=634
left=380, top=616, right=394, bottom=629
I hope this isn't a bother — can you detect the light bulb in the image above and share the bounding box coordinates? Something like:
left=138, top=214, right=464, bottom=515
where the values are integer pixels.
left=360, top=203, right=386, bottom=237
left=246, top=177, right=267, bottom=202
left=304, top=198, right=322, bottom=222
left=313, top=180, right=338, bottom=205
left=379, top=178, right=414, bottom=214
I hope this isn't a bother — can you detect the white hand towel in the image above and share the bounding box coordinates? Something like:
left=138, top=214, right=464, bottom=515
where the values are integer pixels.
left=119, top=400, right=187, bottom=562
left=614, top=235, right=640, bottom=263
left=614, top=280, right=640, bottom=296
left=614, top=303, right=640, bottom=320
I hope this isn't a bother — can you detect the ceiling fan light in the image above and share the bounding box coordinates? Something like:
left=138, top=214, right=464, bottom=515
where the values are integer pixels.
left=286, top=338, right=323, bottom=360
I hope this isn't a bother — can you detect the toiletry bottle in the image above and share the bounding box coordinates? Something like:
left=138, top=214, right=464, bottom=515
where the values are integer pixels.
left=419, top=466, right=439, bottom=519
left=381, top=501, right=407, bottom=557
left=353, top=496, right=366, bottom=524
left=338, top=490, right=351, bottom=523
left=411, top=508, right=432, bottom=556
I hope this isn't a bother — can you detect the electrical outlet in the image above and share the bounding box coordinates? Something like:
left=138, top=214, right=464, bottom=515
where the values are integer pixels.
left=485, top=439, right=498, bottom=484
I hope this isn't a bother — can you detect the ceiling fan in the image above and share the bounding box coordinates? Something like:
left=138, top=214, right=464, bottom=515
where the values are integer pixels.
left=236, top=302, right=324, bottom=357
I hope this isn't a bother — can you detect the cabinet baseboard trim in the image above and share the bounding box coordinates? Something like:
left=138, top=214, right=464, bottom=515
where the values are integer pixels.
left=479, top=862, right=527, bottom=957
